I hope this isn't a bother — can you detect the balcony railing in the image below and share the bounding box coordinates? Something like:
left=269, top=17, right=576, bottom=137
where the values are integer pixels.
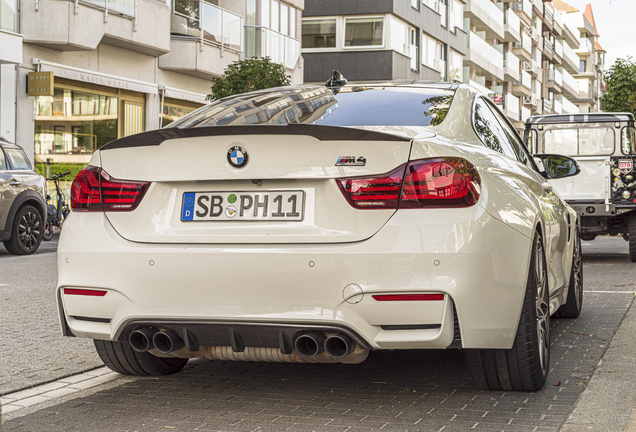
left=562, top=68, right=579, bottom=95
left=512, top=0, right=532, bottom=19
left=523, top=94, right=538, bottom=108
left=523, top=59, right=538, bottom=75
left=555, top=39, right=563, bottom=58
left=554, top=7, right=563, bottom=27
left=544, top=4, right=554, bottom=26
left=85, top=0, right=135, bottom=17
left=505, top=93, right=520, bottom=118
left=562, top=96, right=578, bottom=114
left=554, top=99, right=562, bottom=114
left=563, top=14, right=578, bottom=40
left=246, top=26, right=300, bottom=69
left=506, top=8, right=521, bottom=31
left=172, top=1, right=243, bottom=52
left=521, top=106, right=531, bottom=122
left=505, top=51, right=520, bottom=75
left=532, top=0, right=543, bottom=13
left=468, top=31, right=504, bottom=69
left=471, top=0, right=504, bottom=26
left=548, top=69, right=563, bottom=86
left=544, top=38, right=553, bottom=55
left=521, top=70, right=531, bottom=88
left=564, top=41, right=578, bottom=69
left=543, top=98, right=553, bottom=112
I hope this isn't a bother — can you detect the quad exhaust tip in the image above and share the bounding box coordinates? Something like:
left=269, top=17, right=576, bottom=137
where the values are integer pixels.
left=129, top=328, right=156, bottom=353
left=294, top=332, right=326, bottom=358
left=324, top=334, right=354, bottom=359
left=152, top=329, right=185, bottom=354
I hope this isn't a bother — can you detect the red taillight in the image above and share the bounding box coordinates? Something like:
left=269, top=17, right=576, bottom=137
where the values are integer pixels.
left=372, top=294, right=445, bottom=301
left=63, top=288, right=107, bottom=296
left=400, top=158, right=481, bottom=208
left=71, top=165, right=150, bottom=212
left=336, top=157, right=480, bottom=210
left=336, top=165, right=406, bottom=209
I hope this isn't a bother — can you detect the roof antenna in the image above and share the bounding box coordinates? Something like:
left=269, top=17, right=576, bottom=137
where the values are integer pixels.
left=325, top=70, right=347, bottom=94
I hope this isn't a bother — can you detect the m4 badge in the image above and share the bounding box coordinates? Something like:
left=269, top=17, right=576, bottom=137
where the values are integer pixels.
left=619, top=159, right=633, bottom=174
left=336, top=156, right=366, bottom=166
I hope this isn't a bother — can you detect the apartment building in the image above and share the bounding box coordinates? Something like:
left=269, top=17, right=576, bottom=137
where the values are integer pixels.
left=553, top=1, right=604, bottom=113
left=0, top=0, right=304, bottom=165
left=301, top=0, right=468, bottom=84
left=463, top=0, right=582, bottom=131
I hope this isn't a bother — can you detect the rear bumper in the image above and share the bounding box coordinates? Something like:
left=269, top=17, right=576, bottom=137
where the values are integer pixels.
left=57, top=207, right=532, bottom=351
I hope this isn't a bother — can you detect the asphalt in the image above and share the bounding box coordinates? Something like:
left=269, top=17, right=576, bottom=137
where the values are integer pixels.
left=1, top=236, right=636, bottom=431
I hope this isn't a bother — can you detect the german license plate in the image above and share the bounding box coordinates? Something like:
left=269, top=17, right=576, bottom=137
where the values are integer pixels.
left=181, top=191, right=305, bottom=221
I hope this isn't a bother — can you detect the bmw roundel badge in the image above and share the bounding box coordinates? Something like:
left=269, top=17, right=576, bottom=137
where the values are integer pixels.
left=227, top=145, right=249, bottom=168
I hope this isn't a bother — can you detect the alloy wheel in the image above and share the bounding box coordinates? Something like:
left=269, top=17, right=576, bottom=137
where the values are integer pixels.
left=18, top=210, right=41, bottom=251
left=572, top=235, right=583, bottom=311
left=535, top=240, right=550, bottom=375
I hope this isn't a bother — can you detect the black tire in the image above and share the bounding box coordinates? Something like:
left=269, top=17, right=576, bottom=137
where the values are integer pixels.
left=94, top=340, right=188, bottom=376
left=42, top=222, right=54, bottom=241
left=465, top=232, right=550, bottom=391
left=4, top=205, right=43, bottom=255
left=629, top=212, right=636, bottom=262
left=554, top=229, right=583, bottom=318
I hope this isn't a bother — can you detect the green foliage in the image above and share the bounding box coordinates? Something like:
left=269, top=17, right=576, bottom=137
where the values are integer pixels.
left=207, top=57, right=291, bottom=101
left=35, top=162, right=86, bottom=181
left=600, top=57, right=636, bottom=117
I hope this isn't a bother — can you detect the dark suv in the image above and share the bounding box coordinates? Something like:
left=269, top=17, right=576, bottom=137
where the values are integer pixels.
left=0, top=137, right=46, bottom=255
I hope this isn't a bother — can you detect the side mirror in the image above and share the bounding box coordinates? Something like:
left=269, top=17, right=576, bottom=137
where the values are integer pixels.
left=533, top=154, right=580, bottom=179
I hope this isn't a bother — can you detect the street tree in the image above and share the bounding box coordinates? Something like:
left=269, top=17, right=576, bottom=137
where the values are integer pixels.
left=600, top=57, right=636, bottom=117
left=207, top=57, right=291, bottom=101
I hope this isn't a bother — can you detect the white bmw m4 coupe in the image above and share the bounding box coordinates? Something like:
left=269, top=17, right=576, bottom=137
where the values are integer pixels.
left=58, top=78, right=583, bottom=391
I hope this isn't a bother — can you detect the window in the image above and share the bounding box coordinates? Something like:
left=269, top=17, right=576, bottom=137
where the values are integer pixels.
left=261, top=0, right=270, bottom=28
left=489, top=104, right=528, bottom=163
left=423, top=33, right=444, bottom=72
left=162, top=104, right=196, bottom=128
left=623, top=127, right=636, bottom=155
left=271, top=0, right=279, bottom=32
left=280, top=3, right=289, bottom=35
left=411, top=0, right=419, bottom=10
left=473, top=99, right=519, bottom=160
left=5, top=148, right=31, bottom=170
left=1, top=0, right=18, bottom=33
left=0, top=149, right=6, bottom=170
left=525, top=129, right=536, bottom=154
left=289, top=7, right=296, bottom=38
left=389, top=16, right=416, bottom=66
left=168, top=87, right=456, bottom=129
left=302, top=19, right=336, bottom=48
left=344, top=17, right=384, bottom=47
left=579, top=59, right=586, bottom=73
left=544, top=127, right=615, bottom=156
left=172, top=0, right=243, bottom=51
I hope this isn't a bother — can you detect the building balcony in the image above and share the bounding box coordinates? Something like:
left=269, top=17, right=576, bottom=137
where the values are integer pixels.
left=504, top=51, right=520, bottom=82
left=20, top=0, right=170, bottom=56
left=554, top=98, right=562, bottom=114
left=543, top=98, right=553, bottom=113
left=562, top=96, right=579, bottom=114
left=543, top=4, right=554, bottom=31
left=511, top=31, right=531, bottom=61
left=521, top=106, right=531, bottom=123
left=562, top=41, right=578, bottom=74
left=553, top=39, right=563, bottom=64
left=531, top=0, right=543, bottom=17
left=512, top=0, right=532, bottom=26
left=547, top=69, right=562, bottom=93
left=523, top=93, right=538, bottom=110
left=511, top=70, right=532, bottom=97
left=523, top=59, right=538, bottom=77
left=465, top=31, right=504, bottom=81
left=158, top=38, right=240, bottom=79
left=502, top=93, right=520, bottom=121
left=543, top=38, right=554, bottom=61
left=503, top=8, right=521, bottom=43
left=465, top=0, right=505, bottom=40
left=561, top=14, right=579, bottom=49
left=562, top=68, right=579, bottom=99
left=246, top=27, right=301, bottom=70
left=0, top=29, right=22, bottom=65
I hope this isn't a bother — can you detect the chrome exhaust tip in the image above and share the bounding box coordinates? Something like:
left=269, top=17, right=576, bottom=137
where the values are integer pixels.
left=325, top=334, right=354, bottom=359
left=294, top=332, right=326, bottom=358
left=152, top=329, right=185, bottom=354
left=129, top=328, right=156, bottom=353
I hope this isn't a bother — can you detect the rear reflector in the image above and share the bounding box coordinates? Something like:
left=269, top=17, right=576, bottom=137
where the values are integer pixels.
left=63, top=288, right=107, bottom=297
left=71, top=166, right=150, bottom=212
left=336, top=157, right=480, bottom=210
left=372, top=294, right=444, bottom=301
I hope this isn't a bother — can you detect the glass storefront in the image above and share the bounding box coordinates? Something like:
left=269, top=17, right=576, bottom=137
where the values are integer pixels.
left=35, top=89, right=118, bottom=161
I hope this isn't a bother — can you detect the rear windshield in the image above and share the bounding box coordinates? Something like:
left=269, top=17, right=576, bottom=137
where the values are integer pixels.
left=543, top=127, right=615, bottom=156
left=167, top=86, right=455, bottom=129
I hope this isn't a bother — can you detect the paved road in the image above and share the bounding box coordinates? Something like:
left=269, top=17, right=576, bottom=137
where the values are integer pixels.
left=1, top=237, right=635, bottom=431
left=0, top=235, right=102, bottom=396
